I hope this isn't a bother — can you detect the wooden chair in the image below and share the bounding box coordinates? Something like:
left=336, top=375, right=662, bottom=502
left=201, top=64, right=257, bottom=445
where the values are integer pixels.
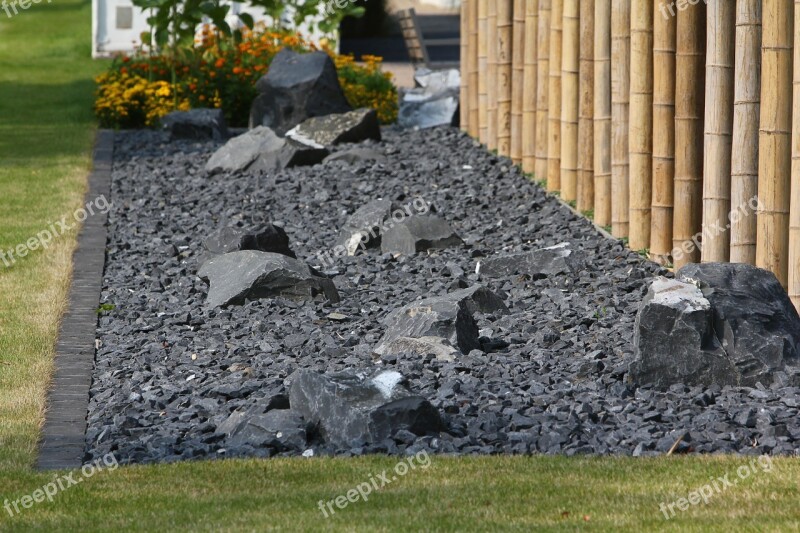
left=397, top=8, right=460, bottom=70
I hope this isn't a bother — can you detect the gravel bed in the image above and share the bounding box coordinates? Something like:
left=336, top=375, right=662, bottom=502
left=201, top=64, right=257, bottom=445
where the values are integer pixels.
left=85, top=126, right=800, bottom=464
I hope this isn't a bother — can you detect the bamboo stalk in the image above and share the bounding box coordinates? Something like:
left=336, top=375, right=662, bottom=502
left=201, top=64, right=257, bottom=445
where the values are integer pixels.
left=594, top=0, right=612, bottom=226
left=468, top=0, right=480, bottom=138
left=521, top=0, right=539, bottom=173
left=460, top=0, right=469, bottom=131
left=560, top=0, right=579, bottom=201
left=547, top=0, right=563, bottom=191
left=673, top=1, right=706, bottom=268
left=510, top=0, right=526, bottom=163
left=629, top=0, right=653, bottom=250
left=478, top=0, right=489, bottom=144
left=701, top=0, right=736, bottom=263
left=730, top=0, right=761, bottom=265
left=790, top=0, right=800, bottom=308
left=577, top=0, right=594, bottom=212
left=611, top=0, right=631, bottom=237
left=535, top=0, right=551, bottom=182
left=650, top=0, right=676, bottom=265
left=757, top=0, right=793, bottom=286
left=497, top=0, right=514, bottom=156
left=488, top=1, right=499, bottom=150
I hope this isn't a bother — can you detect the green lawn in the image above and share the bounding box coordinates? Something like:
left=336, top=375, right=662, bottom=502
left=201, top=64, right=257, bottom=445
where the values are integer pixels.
left=1, top=1, right=800, bottom=532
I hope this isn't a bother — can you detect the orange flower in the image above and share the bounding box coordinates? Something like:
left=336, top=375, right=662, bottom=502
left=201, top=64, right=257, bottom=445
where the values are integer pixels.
left=232, top=66, right=243, bottom=75
left=214, top=58, right=225, bottom=69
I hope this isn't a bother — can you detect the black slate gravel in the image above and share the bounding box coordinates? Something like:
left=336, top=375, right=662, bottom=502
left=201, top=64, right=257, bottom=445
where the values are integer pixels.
left=85, top=126, right=800, bottom=464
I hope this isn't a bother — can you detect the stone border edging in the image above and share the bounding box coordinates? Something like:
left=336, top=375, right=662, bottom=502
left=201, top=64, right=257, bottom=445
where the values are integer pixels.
left=37, top=130, right=113, bottom=470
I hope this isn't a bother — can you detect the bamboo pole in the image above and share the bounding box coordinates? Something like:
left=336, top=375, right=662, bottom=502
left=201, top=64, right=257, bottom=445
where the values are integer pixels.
left=497, top=0, right=514, bottom=156
left=673, top=1, right=706, bottom=268
left=467, top=0, right=480, bottom=138
left=560, top=0, right=579, bottom=201
left=757, top=0, right=793, bottom=286
left=510, top=0, right=526, bottom=163
left=488, top=1, right=499, bottom=151
left=521, top=0, right=539, bottom=173
left=478, top=0, right=489, bottom=144
left=701, top=0, right=736, bottom=263
left=650, top=0, right=676, bottom=265
left=611, top=0, right=631, bottom=237
left=730, top=0, right=762, bottom=264
left=629, top=0, right=654, bottom=250
left=790, top=0, right=800, bottom=308
left=577, top=0, right=593, bottom=212
left=460, top=0, right=469, bottom=131
left=535, top=0, right=551, bottom=182
left=547, top=0, right=563, bottom=191
left=594, top=0, right=612, bottom=227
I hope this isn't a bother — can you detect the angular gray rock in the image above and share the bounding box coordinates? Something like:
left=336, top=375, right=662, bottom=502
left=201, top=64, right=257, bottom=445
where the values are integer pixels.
left=289, top=369, right=443, bottom=447
left=323, top=148, right=387, bottom=165
left=630, top=277, right=728, bottom=388
left=678, top=263, right=800, bottom=383
left=399, top=68, right=461, bottom=129
left=374, top=286, right=505, bottom=357
left=249, top=49, right=352, bottom=135
left=205, top=126, right=328, bottom=174
left=204, top=225, right=295, bottom=258
left=632, top=265, right=800, bottom=388
left=248, top=138, right=329, bottom=173
left=477, top=243, right=581, bottom=279
left=398, top=90, right=459, bottom=129
left=161, top=108, right=229, bottom=141
left=287, top=108, right=381, bottom=147
left=336, top=199, right=395, bottom=256
left=218, top=409, right=307, bottom=451
left=380, top=215, right=463, bottom=256
left=377, top=336, right=459, bottom=361
left=198, top=251, right=340, bottom=307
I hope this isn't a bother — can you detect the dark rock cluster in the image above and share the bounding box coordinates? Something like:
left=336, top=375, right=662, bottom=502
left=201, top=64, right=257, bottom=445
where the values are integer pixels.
left=85, top=125, right=800, bottom=465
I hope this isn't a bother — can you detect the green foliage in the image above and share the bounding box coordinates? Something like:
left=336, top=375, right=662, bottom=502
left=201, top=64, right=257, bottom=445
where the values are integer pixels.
left=96, top=303, right=116, bottom=315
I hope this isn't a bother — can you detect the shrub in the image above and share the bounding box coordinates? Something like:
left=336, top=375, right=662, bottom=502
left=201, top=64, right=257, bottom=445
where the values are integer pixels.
left=94, top=27, right=397, bottom=129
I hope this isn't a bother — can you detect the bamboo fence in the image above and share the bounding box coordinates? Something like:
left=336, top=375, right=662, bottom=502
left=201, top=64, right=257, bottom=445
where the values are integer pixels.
left=459, top=0, right=800, bottom=308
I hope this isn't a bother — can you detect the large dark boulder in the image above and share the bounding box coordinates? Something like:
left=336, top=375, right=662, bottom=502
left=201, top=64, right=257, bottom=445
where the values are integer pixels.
left=198, top=251, right=340, bottom=308
left=287, top=108, right=381, bottom=147
left=249, top=49, right=352, bottom=135
left=205, top=126, right=328, bottom=174
left=678, top=263, right=800, bottom=381
left=380, top=215, right=463, bottom=256
left=477, top=243, right=582, bottom=279
left=374, top=286, right=506, bottom=357
left=289, top=369, right=444, bottom=447
left=630, top=277, right=729, bottom=387
left=160, top=108, right=229, bottom=141
left=204, top=225, right=295, bottom=258
left=631, top=264, right=800, bottom=388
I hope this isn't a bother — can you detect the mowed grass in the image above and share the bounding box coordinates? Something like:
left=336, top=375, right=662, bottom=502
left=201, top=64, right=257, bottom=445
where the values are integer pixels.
left=0, top=0, right=105, bottom=472
left=1, top=2, right=800, bottom=532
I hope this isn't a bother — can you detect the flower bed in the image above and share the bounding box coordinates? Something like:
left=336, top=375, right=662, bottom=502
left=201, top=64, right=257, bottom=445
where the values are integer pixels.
left=95, top=27, right=398, bottom=129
